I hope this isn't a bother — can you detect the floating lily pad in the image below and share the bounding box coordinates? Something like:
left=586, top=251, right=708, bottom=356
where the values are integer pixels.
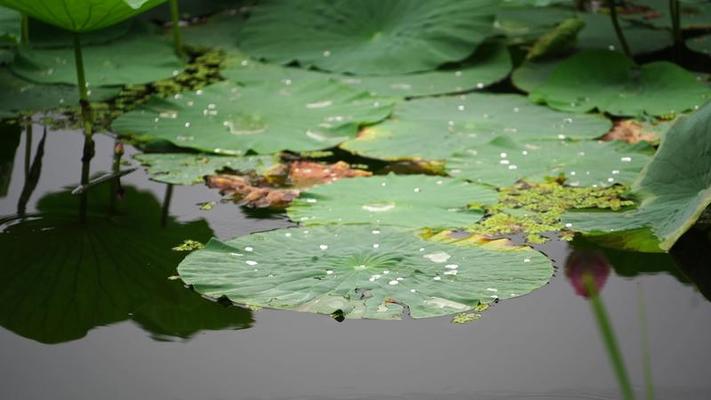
left=182, top=12, right=244, bottom=52
left=112, top=80, right=394, bottom=155
left=27, top=19, right=134, bottom=48
left=135, top=153, right=278, bottom=185
left=288, top=175, right=498, bottom=229
left=446, top=136, right=653, bottom=188
left=495, top=6, right=574, bottom=44
left=10, top=28, right=182, bottom=86
left=0, top=68, right=119, bottom=117
left=623, top=0, right=711, bottom=29
left=177, top=225, right=553, bottom=320
left=223, top=42, right=512, bottom=98
left=564, top=102, right=711, bottom=252
left=238, top=0, right=496, bottom=75
left=530, top=50, right=711, bottom=117
left=511, top=57, right=560, bottom=93
left=0, top=0, right=165, bottom=32
left=0, top=5, right=19, bottom=44
left=0, top=185, right=252, bottom=344
left=340, top=93, right=612, bottom=161
left=576, top=13, right=673, bottom=55
left=687, top=33, right=711, bottom=56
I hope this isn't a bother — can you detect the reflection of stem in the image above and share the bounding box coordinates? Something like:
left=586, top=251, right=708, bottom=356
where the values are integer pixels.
left=637, top=284, right=655, bottom=400
left=669, top=0, right=682, bottom=59
left=20, top=14, right=29, bottom=45
left=17, top=128, right=46, bottom=216
left=161, top=184, right=174, bottom=227
left=583, top=274, right=635, bottom=400
left=73, top=33, right=94, bottom=224
left=169, top=0, right=185, bottom=59
left=608, top=0, right=632, bottom=58
left=24, top=121, right=32, bottom=177
left=109, top=140, right=124, bottom=214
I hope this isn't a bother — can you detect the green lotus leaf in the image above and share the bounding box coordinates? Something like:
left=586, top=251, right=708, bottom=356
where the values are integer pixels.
left=182, top=12, right=243, bottom=52
left=687, top=33, right=711, bottom=56
left=112, top=80, right=394, bottom=155
left=0, top=5, right=19, bottom=44
left=511, top=57, right=560, bottom=93
left=177, top=225, right=553, bottom=320
left=623, top=0, right=711, bottom=29
left=495, top=6, right=575, bottom=44
left=237, top=0, right=497, bottom=75
left=564, top=102, right=711, bottom=252
left=223, top=41, right=512, bottom=98
left=27, top=19, right=133, bottom=48
left=134, top=152, right=278, bottom=185
left=340, top=93, right=612, bottom=161
left=0, top=68, right=119, bottom=117
left=576, top=13, right=673, bottom=55
left=9, top=25, right=182, bottom=86
left=530, top=50, right=711, bottom=117
left=446, top=136, right=653, bottom=188
left=0, top=0, right=165, bottom=32
left=0, top=185, right=252, bottom=344
left=288, top=175, right=498, bottom=229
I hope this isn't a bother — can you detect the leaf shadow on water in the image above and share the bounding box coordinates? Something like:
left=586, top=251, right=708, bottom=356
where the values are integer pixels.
left=0, top=182, right=253, bottom=344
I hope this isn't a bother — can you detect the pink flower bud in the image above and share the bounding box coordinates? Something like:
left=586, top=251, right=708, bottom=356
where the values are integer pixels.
left=564, top=250, right=611, bottom=298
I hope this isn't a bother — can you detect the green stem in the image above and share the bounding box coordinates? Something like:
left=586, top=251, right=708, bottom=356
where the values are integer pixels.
left=584, top=274, right=636, bottom=400
left=670, top=0, right=682, bottom=57
left=20, top=14, right=29, bottom=45
left=638, top=284, right=655, bottom=400
left=608, top=0, right=633, bottom=59
left=73, top=33, right=94, bottom=224
left=169, top=0, right=185, bottom=59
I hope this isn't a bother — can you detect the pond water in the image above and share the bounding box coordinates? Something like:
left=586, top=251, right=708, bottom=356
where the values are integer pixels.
left=1, top=125, right=710, bottom=400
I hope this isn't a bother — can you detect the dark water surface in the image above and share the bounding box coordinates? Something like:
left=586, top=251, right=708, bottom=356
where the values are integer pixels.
left=1, top=126, right=710, bottom=400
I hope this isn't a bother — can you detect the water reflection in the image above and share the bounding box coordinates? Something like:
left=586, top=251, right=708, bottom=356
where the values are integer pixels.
left=0, top=179, right=253, bottom=344
left=0, top=121, right=21, bottom=198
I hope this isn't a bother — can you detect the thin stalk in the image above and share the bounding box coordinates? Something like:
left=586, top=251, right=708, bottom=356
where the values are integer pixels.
left=584, top=274, right=636, bottom=400
left=24, top=121, right=32, bottom=177
left=73, top=33, right=94, bottom=224
left=638, top=284, right=655, bottom=400
left=161, top=184, right=174, bottom=227
left=670, top=0, right=682, bottom=58
left=608, top=0, right=632, bottom=58
left=108, top=140, right=124, bottom=214
left=169, top=0, right=185, bottom=59
left=17, top=129, right=46, bottom=216
left=20, top=14, right=29, bottom=45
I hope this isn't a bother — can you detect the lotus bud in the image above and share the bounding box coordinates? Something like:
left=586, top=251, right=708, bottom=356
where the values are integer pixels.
left=564, top=250, right=611, bottom=298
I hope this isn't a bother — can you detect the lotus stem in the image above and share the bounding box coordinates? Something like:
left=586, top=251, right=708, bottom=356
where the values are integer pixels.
left=608, top=0, right=632, bottom=58
left=669, top=0, right=682, bottom=56
left=108, top=140, right=124, bottom=214
left=169, top=0, right=185, bottom=59
left=583, top=273, right=636, bottom=400
left=20, top=14, right=29, bottom=45
left=73, top=33, right=94, bottom=224
left=638, top=284, right=655, bottom=400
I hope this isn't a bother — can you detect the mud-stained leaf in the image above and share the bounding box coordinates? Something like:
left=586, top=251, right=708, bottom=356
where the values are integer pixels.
left=340, top=93, right=611, bottom=162
left=177, top=225, right=553, bottom=320
left=601, top=119, right=675, bottom=144
left=112, top=80, right=394, bottom=155
left=223, top=41, right=513, bottom=98
left=237, top=0, right=496, bottom=75
left=0, top=185, right=252, bottom=344
left=0, top=0, right=165, bottom=32
left=564, top=103, right=711, bottom=252
left=687, top=33, right=711, bottom=56
left=134, top=153, right=278, bottom=185
left=10, top=26, right=182, bottom=86
left=446, top=136, right=653, bottom=188
left=0, top=68, right=119, bottom=117
left=207, top=174, right=300, bottom=209
left=288, top=174, right=498, bottom=229
left=530, top=50, right=711, bottom=117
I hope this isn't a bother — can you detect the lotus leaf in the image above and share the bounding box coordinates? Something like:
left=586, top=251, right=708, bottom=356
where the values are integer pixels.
left=446, top=136, right=652, bottom=188
left=530, top=50, right=711, bottom=117
left=27, top=19, right=133, bottom=48
left=623, top=0, right=711, bottom=29
left=112, top=80, right=394, bottom=155
left=288, top=175, right=498, bottom=229
left=340, top=93, right=612, bottom=161
left=223, top=42, right=512, bottom=98
left=177, top=225, right=553, bottom=319
left=135, top=152, right=278, bottom=185
left=10, top=27, right=182, bottom=86
left=0, top=5, right=19, bottom=44
left=0, top=185, right=252, bottom=344
left=564, top=102, right=711, bottom=252
left=237, top=0, right=496, bottom=75
left=0, top=0, right=165, bottom=32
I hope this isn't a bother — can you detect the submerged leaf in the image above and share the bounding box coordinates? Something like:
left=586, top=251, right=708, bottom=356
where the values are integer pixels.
left=177, top=225, right=553, bottom=320
left=237, top=0, right=496, bottom=75
left=134, top=153, right=278, bottom=185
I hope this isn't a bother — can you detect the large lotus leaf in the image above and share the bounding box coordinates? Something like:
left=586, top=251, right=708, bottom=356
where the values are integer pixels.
left=511, top=57, right=560, bottom=93
left=576, top=13, right=673, bottom=55
left=182, top=12, right=244, bottom=52
left=10, top=28, right=182, bottom=86
left=0, top=5, right=19, bottom=44
left=0, top=0, right=165, bottom=32
left=446, top=136, right=653, bottom=188
left=0, top=185, right=252, bottom=344
left=0, top=68, right=119, bottom=117
left=530, top=50, right=711, bottom=117
left=340, top=93, right=612, bottom=161
left=237, top=0, right=497, bottom=75
left=687, top=33, right=711, bottom=56
left=112, top=80, right=394, bottom=155
left=27, top=19, right=134, bottom=48
left=223, top=42, right=512, bottom=98
left=564, top=102, right=711, bottom=252
left=178, top=225, right=553, bottom=320
left=287, top=175, right=497, bottom=229
left=623, top=0, right=711, bottom=29
left=134, top=152, right=278, bottom=185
